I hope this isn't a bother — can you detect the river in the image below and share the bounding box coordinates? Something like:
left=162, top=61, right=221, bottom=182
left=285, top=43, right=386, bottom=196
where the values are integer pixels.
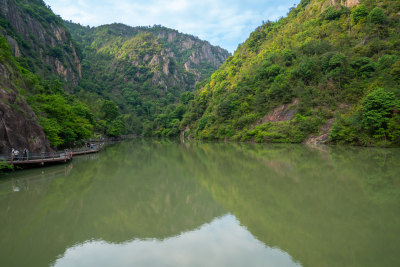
left=0, top=140, right=399, bottom=267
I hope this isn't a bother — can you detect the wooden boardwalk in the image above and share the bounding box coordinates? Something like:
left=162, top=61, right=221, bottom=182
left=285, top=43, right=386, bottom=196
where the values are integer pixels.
left=1, top=147, right=100, bottom=168
left=4, top=151, right=72, bottom=167
left=71, top=148, right=99, bottom=156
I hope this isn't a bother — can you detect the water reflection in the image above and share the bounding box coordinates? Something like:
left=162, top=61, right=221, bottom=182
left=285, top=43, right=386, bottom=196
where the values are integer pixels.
left=0, top=140, right=400, bottom=267
left=54, top=215, right=300, bottom=267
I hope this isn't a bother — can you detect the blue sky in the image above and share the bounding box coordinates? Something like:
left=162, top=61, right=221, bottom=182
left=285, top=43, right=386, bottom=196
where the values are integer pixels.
left=45, top=0, right=300, bottom=52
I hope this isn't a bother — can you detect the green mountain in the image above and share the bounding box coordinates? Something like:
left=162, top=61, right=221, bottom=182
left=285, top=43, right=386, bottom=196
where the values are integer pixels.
left=1, top=0, right=94, bottom=152
left=0, top=0, right=229, bottom=153
left=64, top=22, right=230, bottom=135
left=2, top=0, right=400, bottom=152
left=0, top=0, right=81, bottom=83
left=161, top=0, right=400, bottom=147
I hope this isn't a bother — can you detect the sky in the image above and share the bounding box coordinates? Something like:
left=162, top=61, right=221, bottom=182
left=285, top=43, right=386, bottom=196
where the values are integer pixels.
left=44, top=0, right=300, bottom=53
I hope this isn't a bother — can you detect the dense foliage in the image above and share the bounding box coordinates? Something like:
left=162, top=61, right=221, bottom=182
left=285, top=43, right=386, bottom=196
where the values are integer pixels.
left=151, top=0, right=400, bottom=146
left=1, top=0, right=228, bottom=149
left=0, top=0, right=79, bottom=81
left=65, top=22, right=229, bottom=136
left=0, top=36, right=96, bottom=148
left=2, top=0, right=400, bottom=148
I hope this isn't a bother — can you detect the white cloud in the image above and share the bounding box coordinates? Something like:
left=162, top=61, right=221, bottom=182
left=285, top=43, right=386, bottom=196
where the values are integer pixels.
left=45, top=0, right=299, bottom=52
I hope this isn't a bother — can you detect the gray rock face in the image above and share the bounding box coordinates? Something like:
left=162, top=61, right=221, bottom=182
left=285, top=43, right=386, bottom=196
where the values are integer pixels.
left=146, top=28, right=230, bottom=90
left=0, top=0, right=78, bottom=153
left=0, top=84, right=50, bottom=154
left=0, top=41, right=49, bottom=154
left=70, top=23, right=231, bottom=93
left=0, top=0, right=81, bottom=84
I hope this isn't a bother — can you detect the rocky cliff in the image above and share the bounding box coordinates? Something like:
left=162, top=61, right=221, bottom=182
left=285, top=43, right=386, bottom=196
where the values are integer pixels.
left=0, top=0, right=84, bottom=153
left=0, top=36, right=49, bottom=154
left=154, top=27, right=229, bottom=83
left=0, top=0, right=231, bottom=150
left=66, top=22, right=230, bottom=93
left=0, top=0, right=81, bottom=84
left=0, top=87, right=50, bottom=154
left=65, top=22, right=230, bottom=135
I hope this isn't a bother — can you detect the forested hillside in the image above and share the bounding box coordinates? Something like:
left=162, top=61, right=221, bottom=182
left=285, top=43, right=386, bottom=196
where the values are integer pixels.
left=2, top=0, right=399, bottom=150
left=0, top=0, right=229, bottom=152
left=0, top=0, right=94, bottom=152
left=159, top=0, right=400, bottom=146
left=65, top=22, right=229, bottom=136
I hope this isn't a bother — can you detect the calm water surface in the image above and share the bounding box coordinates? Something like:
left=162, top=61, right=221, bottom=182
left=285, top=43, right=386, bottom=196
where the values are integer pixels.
left=0, top=140, right=399, bottom=267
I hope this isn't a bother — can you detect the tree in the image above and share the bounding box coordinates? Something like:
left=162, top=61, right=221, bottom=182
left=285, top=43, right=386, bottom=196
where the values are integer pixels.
left=351, top=57, right=376, bottom=77
left=294, top=58, right=317, bottom=85
left=180, top=91, right=194, bottom=105
left=101, top=100, right=120, bottom=121
left=369, top=7, right=386, bottom=24
left=282, top=49, right=296, bottom=66
left=361, top=88, right=399, bottom=136
left=324, top=5, right=347, bottom=21
left=352, top=5, right=369, bottom=24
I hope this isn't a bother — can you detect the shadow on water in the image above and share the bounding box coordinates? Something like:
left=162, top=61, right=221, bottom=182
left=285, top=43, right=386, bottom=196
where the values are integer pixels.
left=0, top=139, right=399, bottom=266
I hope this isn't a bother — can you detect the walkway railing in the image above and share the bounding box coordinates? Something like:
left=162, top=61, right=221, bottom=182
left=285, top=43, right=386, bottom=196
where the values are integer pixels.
left=71, top=147, right=97, bottom=153
left=0, top=144, right=102, bottom=168
left=0, top=150, right=71, bottom=165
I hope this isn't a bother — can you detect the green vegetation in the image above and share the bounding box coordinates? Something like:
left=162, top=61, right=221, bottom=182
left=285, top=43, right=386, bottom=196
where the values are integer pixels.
left=0, top=0, right=78, bottom=79
left=2, top=0, right=400, bottom=147
left=65, top=22, right=229, bottom=137
left=0, top=160, right=14, bottom=172
left=28, top=93, right=94, bottom=147
left=1, top=0, right=228, bottom=150
left=0, top=35, right=95, bottom=148
left=150, top=0, right=400, bottom=146
left=330, top=87, right=400, bottom=145
left=15, top=0, right=63, bottom=26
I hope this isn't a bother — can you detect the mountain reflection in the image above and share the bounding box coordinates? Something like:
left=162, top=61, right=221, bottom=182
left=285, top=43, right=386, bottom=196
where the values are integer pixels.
left=54, top=215, right=300, bottom=267
left=0, top=140, right=399, bottom=267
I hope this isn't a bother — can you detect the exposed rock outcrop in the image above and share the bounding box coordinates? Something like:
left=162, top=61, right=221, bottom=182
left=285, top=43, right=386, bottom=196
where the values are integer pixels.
left=0, top=81, right=50, bottom=154
left=257, top=99, right=299, bottom=124
left=152, top=28, right=230, bottom=89
left=305, top=119, right=335, bottom=145
left=0, top=0, right=81, bottom=84
left=330, top=0, right=360, bottom=8
left=67, top=23, right=231, bottom=94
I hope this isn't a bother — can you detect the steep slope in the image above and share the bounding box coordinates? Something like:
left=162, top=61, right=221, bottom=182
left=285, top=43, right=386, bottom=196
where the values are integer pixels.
left=65, top=22, right=230, bottom=135
left=0, top=0, right=229, bottom=152
left=167, top=0, right=400, bottom=146
left=0, top=36, right=50, bottom=153
left=0, top=0, right=95, bottom=152
left=0, top=0, right=81, bottom=84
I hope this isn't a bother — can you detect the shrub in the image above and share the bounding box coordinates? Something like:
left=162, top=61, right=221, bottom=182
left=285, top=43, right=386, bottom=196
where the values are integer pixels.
left=263, top=64, right=282, bottom=81
left=329, top=53, right=348, bottom=69
left=0, top=161, right=14, bottom=172
left=369, top=7, right=386, bottom=24
left=300, top=0, right=311, bottom=8
left=351, top=57, right=376, bottom=77
left=294, top=58, right=317, bottom=84
left=378, top=55, right=397, bottom=69
left=361, top=88, right=400, bottom=136
left=282, top=49, right=296, bottom=66
left=352, top=5, right=369, bottom=24
left=324, top=5, right=347, bottom=21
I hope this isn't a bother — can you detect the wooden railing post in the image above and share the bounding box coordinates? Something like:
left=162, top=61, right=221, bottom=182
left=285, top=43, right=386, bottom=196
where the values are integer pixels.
left=27, top=151, right=29, bottom=161
left=41, top=152, right=44, bottom=161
